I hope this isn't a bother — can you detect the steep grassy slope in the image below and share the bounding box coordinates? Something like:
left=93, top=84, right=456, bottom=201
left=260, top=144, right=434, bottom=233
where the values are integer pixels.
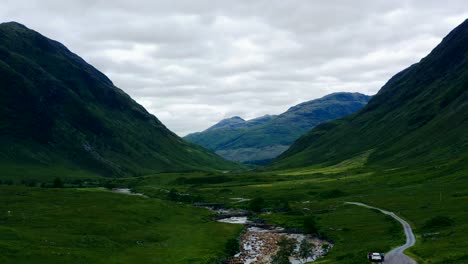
left=0, top=22, right=238, bottom=177
left=271, top=19, right=468, bottom=170
left=186, top=93, right=371, bottom=164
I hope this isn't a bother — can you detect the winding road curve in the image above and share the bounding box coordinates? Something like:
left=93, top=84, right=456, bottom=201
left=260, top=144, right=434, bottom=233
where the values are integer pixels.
left=345, top=202, right=417, bottom=264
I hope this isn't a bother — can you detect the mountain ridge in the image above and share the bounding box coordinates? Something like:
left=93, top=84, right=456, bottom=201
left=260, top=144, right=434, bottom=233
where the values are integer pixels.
left=270, top=19, right=468, bottom=170
left=0, top=21, right=239, bottom=177
left=185, top=92, right=371, bottom=164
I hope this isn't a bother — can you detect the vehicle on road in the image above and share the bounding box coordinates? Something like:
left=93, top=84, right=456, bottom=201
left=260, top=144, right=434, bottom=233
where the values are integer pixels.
left=368, top=252, right=385, bottom=263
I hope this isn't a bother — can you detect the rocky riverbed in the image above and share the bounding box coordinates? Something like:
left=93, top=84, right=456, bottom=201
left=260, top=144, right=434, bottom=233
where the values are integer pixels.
left=213, top=208, right=332, bottom=264
left=111, top=190, right=332, bottom=263
left=227, top=225, right=331, bottom=264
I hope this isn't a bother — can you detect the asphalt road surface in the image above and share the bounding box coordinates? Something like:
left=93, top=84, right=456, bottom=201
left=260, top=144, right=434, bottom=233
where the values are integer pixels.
left=345, top=202, right=417, bottom=264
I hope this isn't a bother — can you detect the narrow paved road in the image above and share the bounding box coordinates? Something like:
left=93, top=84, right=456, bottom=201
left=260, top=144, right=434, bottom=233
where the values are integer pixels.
left=345, top=202, right=417, bottom=264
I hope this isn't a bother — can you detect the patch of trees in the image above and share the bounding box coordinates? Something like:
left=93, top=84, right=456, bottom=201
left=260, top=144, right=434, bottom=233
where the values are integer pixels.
left=298, top=239, right=315, bottom=263
left=271, top=236, right=295, bottom=264
left=271, top=236, right=315, bottom=264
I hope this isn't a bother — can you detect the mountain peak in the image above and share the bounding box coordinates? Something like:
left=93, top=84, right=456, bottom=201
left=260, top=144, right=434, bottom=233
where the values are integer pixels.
left=0, top=21, right=114, bottom=87
left=0, top=21, right=28, bottom=29
left=227, top=116, right=245, bottom=121
left=205, top=116, right=246, bottom=132
left=287, top=92, right=371, bottom=113
left=185, top=92, right=371, bottom=163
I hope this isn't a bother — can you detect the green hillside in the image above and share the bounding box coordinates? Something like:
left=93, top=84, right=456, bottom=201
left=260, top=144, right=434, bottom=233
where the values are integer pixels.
left=185, top=93, right=371, bottom=164
left=271, top=19, right=468, bottom=170
left=0, top=22, right=238, bottom=178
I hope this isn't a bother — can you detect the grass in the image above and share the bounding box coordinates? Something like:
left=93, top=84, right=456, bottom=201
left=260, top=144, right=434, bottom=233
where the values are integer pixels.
left=0, top=163, right=103, bottom=183
left=0, top=154, right=466, bottom=264
left=0, top=155, right=467, bottom=263
left=0, top=186, right=242, bottom=264
left=106, top=153, right=468, bottom=264
left=277, top=149, right=374, bottom=176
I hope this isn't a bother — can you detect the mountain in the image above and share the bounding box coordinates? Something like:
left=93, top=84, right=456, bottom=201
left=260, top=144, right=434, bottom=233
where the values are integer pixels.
left=204, top=115, right=277, bottom=132
left=185, top=114, right=277, bottom=151
left=205, top=116, right=249, bottom=131
left=0, top=22, right=238, bottom=177
left=270, top=19, right=468, bottom=170
left=185, top=93, right=371, bottom=164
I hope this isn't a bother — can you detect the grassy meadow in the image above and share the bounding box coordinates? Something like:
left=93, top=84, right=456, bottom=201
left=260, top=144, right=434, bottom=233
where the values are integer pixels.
left=0, top=186, right=242, bottom=264
left=115, top=154, right=467, bottom=263
left=0, top=153, right=467, bottom=263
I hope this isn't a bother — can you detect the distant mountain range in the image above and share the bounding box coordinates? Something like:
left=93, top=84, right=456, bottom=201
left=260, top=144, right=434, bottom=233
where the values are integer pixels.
left=270, top=19, right=468, bottom=170
left=0, top=22, right=238, bottom=177
left=185, top=93, right=371, bottom=164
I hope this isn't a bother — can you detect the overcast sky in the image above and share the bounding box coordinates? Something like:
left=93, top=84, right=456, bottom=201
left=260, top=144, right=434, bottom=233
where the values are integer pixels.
left=1, top=1, right=467, bottom=136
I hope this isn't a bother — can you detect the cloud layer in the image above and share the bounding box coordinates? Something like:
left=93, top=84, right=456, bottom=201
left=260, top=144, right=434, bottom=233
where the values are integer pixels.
left=1, top=0, right=467, bottom=135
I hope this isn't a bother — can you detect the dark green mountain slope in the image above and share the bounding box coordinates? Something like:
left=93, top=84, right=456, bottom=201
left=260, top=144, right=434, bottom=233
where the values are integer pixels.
left=271, top=19, right=468, bottom=170
left=0, top=22, right=238, bottom=177
left=205, top=115, right=277, bottom=132
left=204, top=116, right=248, bottom=131
left=185, top=93, right=371, bottom=164
left=185, top=115, right=276, bottom=150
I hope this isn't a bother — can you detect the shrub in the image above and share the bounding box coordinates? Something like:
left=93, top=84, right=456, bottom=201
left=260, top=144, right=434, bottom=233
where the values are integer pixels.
left=298, top=239, right=314, bottom=261
left=318, top=189, right=346, bottom=199
left=52, top=177, right=63, bottom=188
left=272, top=236, right=295, bottom=264
left=249, top=197, right=265, bottom=212
left=303, top=216, right=319, bottom=235
left=274, top=199, right=291, bottom=212
left=168, top=188, right=179, bottom=201
left=423, top=216, right=454, bottom=230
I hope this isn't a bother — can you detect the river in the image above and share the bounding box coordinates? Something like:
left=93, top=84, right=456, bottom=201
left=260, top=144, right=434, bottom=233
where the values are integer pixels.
left=215, top=209, right=332, bottom=264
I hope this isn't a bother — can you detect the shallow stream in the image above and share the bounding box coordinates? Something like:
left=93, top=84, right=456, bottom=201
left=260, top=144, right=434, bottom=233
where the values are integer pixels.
left=213, top=208, right=332, bottom=264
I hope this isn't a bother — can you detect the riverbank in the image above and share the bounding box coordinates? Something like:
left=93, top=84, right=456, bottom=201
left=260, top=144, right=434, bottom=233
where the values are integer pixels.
left=214, top=208, right=332, bottom=263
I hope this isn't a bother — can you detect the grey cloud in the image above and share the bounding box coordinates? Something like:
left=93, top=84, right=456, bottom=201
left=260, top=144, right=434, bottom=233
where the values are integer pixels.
left=1, top=0, right=467, bottom=135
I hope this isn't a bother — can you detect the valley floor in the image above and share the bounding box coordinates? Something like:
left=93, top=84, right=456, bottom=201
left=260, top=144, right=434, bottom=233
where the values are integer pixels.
left=0, top=186, right=241, bottom=264
left=0, top=156, right=467, bottom=263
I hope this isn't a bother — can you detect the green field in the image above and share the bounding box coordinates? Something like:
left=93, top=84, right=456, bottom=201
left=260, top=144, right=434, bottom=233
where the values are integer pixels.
left=1, top=154, right=467, bottom=263
left=113, top=155, right=467, bottom=263
left=0, top=186, right=242, bottom=264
